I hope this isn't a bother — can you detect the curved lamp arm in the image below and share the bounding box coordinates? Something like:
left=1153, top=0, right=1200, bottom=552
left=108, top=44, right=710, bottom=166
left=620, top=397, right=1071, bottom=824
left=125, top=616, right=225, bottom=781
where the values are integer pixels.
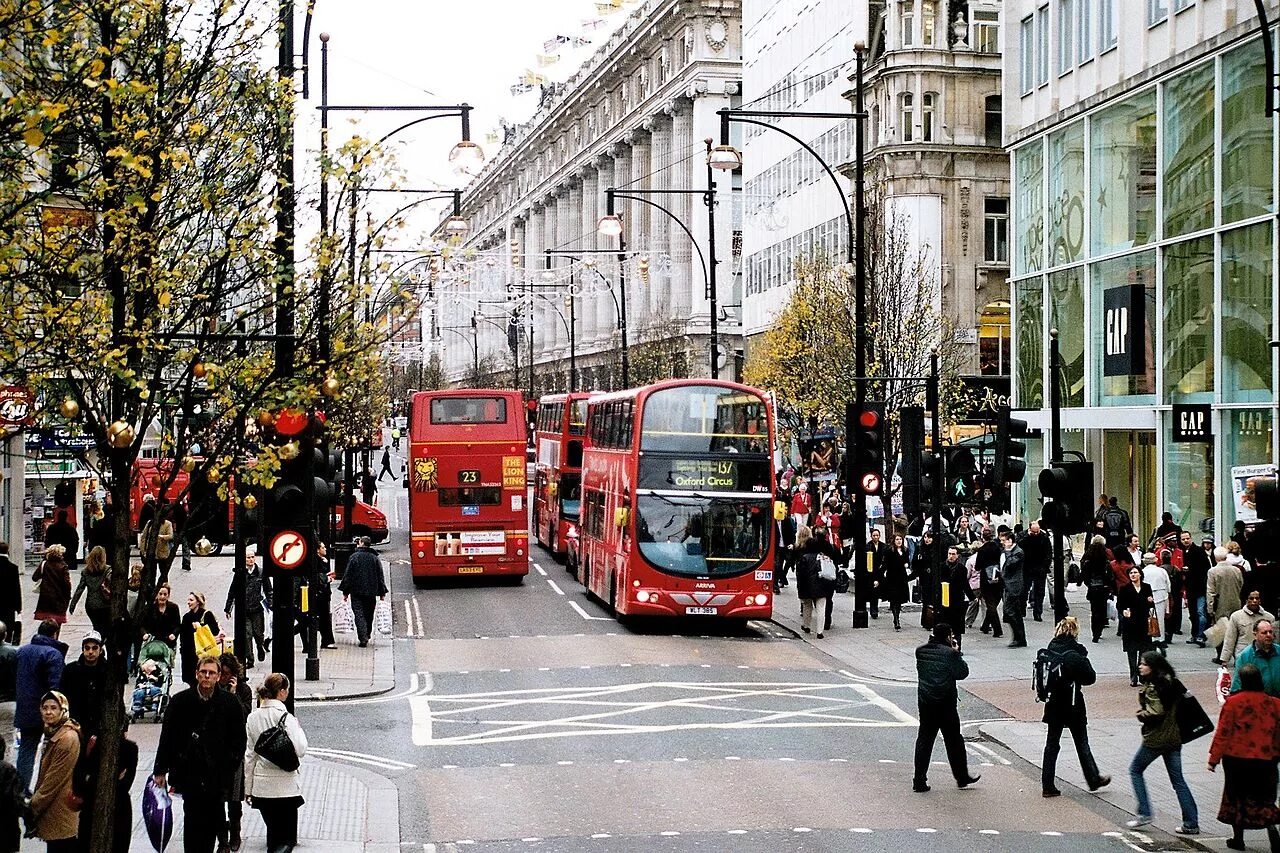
left=609, top=192, right=710, bottom=294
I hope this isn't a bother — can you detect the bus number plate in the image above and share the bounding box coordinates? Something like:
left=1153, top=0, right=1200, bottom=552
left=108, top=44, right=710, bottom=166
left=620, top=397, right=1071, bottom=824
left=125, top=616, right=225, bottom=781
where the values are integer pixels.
left=685, top=606, right=718, bottom=616
left=457, top=566, right=484, bottom=574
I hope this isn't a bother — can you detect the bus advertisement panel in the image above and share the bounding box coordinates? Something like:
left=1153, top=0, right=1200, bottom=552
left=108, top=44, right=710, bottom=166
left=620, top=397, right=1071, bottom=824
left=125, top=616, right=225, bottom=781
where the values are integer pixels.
left=532, top=392, right=592, bottom=558
left=575, top=380, right=775, bottom=619
left=407, top=390, right=529, bottom=582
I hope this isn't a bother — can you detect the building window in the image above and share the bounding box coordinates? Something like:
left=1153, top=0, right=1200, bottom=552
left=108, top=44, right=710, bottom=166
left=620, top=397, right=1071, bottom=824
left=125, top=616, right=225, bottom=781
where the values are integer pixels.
left=1057, top=0, right=1074, bottom=75
left=1147, top=0, right=1167, bottom=26
left=1076, top=0, right=1093, bottom=63
left=899, top=92, right=914, bottom=142
left=1020, top=16, right=1034, bottom=94
left=1173, top=0, right=1193, bottom=9
left=973, top=7, right=1000, bottom=54
left=984, top=198, right=1010, bottom=264
left=985, top=95, right=1003, bottom=146
left=979, top=301, right=1011, bottom=375
left=922, top=93, right=936, bottom=141
left=900, top=1, right=915, bottom=47
left=1036, top=5, right=1050, bottom=86
left=1100, top=0, right=1117, bottom=49
left=922, top=1, right=937, bottom=46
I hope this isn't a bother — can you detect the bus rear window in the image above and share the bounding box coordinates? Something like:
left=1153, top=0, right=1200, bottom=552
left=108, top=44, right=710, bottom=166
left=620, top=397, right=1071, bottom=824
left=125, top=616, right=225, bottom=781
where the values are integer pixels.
left=430, top=397, right=508, bottom=425
left=437, top=487, right=502, bottom=506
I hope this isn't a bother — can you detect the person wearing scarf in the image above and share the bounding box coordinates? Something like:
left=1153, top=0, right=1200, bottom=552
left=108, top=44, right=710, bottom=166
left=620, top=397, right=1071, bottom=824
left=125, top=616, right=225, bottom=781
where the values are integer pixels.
left=28, top=690, right=81, bottom=850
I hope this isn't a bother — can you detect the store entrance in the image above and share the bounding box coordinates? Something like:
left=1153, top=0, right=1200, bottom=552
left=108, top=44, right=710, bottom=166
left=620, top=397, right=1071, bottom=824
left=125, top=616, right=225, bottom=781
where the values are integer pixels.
left=1101, top=430, right=1157, bottom=547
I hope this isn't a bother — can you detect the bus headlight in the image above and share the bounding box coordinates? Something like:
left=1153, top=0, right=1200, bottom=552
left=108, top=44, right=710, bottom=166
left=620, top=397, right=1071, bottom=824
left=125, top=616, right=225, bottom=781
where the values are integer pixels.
left=417, top=550, right=425, bottom=559
left=753, top=593, right=770, bottom=606
left=636, top=590, right=652, bottom=603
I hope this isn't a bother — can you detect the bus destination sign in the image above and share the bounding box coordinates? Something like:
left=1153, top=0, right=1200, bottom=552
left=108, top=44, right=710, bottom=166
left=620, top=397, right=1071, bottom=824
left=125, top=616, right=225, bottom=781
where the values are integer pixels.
left=640, top=457, right=771, bottom=493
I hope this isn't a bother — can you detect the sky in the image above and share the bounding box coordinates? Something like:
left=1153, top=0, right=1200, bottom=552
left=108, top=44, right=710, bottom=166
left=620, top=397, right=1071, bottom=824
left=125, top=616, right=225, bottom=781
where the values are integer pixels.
left=297, top=1, right=637, bottom=240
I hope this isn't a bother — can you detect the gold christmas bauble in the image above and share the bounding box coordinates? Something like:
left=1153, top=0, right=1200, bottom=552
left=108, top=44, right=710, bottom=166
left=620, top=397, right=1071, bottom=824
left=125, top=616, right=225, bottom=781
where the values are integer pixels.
left=192, top=362, right=207, bottom=379
left=321, top=377, right=341, bottom=397
left=243, top=494, right=258, bottom=510
left=180, top=455, right=196, bottom=472
left=194, top=537, right=213, bottom=556
left=59, top=399, right=79, bottom=419
left=279, top=441, right=300, bottom=461
left=256, top=411, right=275, bottom=427
left=107, top=420, right=134, bottom=448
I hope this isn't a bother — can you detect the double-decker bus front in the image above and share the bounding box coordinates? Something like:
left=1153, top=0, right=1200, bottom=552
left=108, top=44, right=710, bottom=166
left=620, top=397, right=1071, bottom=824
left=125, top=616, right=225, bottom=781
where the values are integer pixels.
left=582, top=381, right=775, bottom=619
left=532, top=393, right=590, bottom=558
left=407, top=390, right=530, bottom=582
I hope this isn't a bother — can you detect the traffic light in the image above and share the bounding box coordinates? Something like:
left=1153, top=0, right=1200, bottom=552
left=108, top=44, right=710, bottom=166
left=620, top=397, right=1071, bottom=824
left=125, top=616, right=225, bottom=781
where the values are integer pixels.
left=993, top=406, right=1030, bottom=485
left=946, top=448, right=977, bottom=503
left=263, top=409, right=316, bottom=575
left=899, top=406, right=925, bottom=518
left=852, top=401, right=886, bottom=496
left=921, top=450, right=943, bottom=514
left=1039, top=461, right=1094, bottom=534
left=1257, top=477, right=1279, bottom=521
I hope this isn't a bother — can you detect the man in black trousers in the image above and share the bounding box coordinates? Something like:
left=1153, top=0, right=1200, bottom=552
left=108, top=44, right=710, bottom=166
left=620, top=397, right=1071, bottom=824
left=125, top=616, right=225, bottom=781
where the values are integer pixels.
left=912, top=621, right=980, bottom=793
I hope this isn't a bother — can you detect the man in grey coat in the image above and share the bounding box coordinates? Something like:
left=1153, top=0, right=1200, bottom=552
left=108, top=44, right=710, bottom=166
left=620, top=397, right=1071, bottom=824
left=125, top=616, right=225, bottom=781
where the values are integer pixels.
left=999, top=528, right=1027, bottom=648
left=338, top=537, right=388, bottom=647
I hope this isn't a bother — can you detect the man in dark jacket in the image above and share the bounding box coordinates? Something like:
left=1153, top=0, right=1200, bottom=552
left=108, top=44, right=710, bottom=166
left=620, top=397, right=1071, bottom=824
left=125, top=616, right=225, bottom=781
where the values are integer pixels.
left=1041, top=616, right=1110, bottom=797
left=1020, top=522, right=1052, bottom=622
left=999, top=529, right=1028, bottom=648
left=43, top=511, right=79, bottom=573
left=339, top=536, right=388, bottom=647
left=912, top=622, right=979, bottom=793
left=0, top=622, right=16, bottom=703
left=861, top=529, right=890, bottom=620
left=975, top=528, right=1004, bottom=638
left=60, top=631, right=110, bottom=738
left=154, top=654, right=247, bottom=853
left=14, top=619, right=66, bottom=791
left=775, top=511, right=796, bottom=592
left=1179, top=530, right=1211, bottom=646
left=224, top=547, right=269, bottom=663
left=942, top=547, right=971, bottom=649
left=0, top=543, right=19, bottom=645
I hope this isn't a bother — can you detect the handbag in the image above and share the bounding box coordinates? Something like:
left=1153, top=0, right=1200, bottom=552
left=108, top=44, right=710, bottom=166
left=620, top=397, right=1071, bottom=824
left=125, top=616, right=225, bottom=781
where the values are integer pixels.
left=817, top=555, right=837, bottom=583
left=834, top=568, right=850, bottom=594
left=921, top=604, right=935, bottom=630
left=1175, top=689, right=1214, bottom=744
left=254, top=712, right=300, bottom=771
left=1147, top=614, right=1161, bottom=638
left=193, top=614, right=218, bottom=659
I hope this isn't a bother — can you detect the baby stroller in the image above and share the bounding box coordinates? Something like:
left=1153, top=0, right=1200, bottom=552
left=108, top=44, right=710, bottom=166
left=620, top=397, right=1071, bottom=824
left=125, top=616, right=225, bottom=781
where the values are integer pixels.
left=131, top=638, right=174, bottom=723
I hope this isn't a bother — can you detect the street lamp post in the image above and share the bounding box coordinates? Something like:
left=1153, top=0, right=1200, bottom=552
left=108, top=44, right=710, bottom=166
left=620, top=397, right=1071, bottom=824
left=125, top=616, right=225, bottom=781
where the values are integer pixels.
left=544, top=249, right=630, bottom=389
left=564, top=289, right=577, bottom=392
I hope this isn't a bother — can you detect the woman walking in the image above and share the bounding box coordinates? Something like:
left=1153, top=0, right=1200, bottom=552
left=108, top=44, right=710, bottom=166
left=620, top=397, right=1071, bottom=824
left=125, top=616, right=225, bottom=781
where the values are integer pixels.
left=1081, top=537, right=1115, bottom=643
left=883, top=533, right=911, bottom=631
left=179, top=591, right=219, bottom=688
left=1117, top=566, right=1156, bottom=686
left=28, top=691, right=81, bottom=852
left=141, top=582, right=181, bottom=649
left=1129, top=651, right=1200, bottom=835
left=245, top=673, right=308, bottom=853
left=32, top=545, right=71, bottom=626
left=794, top=526, right=824, bottom=638
left=69, top=545, right=111, bottom=639
left=1207, top=663, right=1280, bottom=850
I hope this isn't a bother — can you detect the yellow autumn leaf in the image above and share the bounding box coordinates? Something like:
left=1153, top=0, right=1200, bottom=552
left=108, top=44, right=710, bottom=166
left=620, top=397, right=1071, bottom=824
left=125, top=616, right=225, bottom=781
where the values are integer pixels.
left=23, top=127, right=44, bottom=147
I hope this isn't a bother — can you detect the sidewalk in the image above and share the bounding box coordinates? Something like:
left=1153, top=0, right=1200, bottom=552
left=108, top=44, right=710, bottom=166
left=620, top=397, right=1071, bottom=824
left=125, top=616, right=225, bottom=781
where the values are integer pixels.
left=775, top=582, right=1235, bottom=846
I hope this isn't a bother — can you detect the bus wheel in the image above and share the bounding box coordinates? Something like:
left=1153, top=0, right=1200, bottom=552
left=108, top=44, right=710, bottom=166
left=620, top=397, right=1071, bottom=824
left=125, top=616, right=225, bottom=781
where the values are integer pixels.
left=503, top=574, right=525, bottom=586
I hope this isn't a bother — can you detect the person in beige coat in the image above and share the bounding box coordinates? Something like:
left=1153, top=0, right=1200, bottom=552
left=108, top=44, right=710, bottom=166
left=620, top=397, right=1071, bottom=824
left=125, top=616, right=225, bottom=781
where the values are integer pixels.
left=1221, top=590, right=1275, bottom=667
left=245, top=673, right=308, bottom=853
left=1208, top=547, right=1246, bottom=664
left=28, top=690, right=81, bottom=851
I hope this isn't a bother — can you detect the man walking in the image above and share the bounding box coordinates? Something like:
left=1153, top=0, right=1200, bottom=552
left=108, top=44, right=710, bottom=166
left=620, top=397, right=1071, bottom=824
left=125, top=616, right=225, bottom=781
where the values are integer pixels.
left=912, top=622, right=980, bottom=793
left=0, top=543, right=20, bottom=644
left=941, top=546, right=971, bottom=650
left=1221, top=590, right=1274, bottom=667
left=378, top=446, right=397, bottom=482
left=224, top=545, right=270, bottom=663
left=1230, top=620, right=1280, bottom=695
left=60, top=631, right=109, bottom=738
left=1180, top=531, right=1211, bottom=647
left=1101, top=497, right=1132, bottom=552
left=1021, top=521, right=1051, bottom=622
left=861, top=528, right=890, bottom=621
left=14, top=619, right=66, bottom=790
left=153, top=655, right=248, bottom=853
left=976, top=528, right=1003, bottom=638
left=339, top=536, right=388, bottom=647
left=1000, top=528, right=1028, bottom=648
left=1040, top=616, right=1110, bottom=797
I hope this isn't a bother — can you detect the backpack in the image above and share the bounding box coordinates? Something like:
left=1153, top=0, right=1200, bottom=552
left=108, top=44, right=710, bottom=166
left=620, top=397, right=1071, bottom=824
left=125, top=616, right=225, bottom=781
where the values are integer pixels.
left=1032, top=647, right=1073, bottom=703
left=1104, top=508, right=1126, bottom=535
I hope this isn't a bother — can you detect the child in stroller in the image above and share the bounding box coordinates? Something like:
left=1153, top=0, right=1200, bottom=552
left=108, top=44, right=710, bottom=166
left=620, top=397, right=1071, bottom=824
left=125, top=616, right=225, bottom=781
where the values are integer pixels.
left=131, top=638, right=173, bottom=722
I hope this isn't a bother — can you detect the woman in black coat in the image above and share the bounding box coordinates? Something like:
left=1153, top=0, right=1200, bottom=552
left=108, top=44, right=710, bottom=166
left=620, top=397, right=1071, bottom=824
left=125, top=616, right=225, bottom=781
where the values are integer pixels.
left=793, top=526, right=824, bottom=637
left=882, top=534, right=911, bottom=630
left=178, top=591, right=219, bottom=688
left=1116, top=565, right=1156, bottom=686
left=1081, top=538, right=1116, bottom=643
left=141, top=583, right=182, bottom=648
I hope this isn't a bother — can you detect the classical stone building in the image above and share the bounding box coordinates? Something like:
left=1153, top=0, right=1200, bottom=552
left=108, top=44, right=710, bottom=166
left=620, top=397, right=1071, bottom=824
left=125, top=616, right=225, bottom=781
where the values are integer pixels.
left=437, top=0, right=745, bottom=392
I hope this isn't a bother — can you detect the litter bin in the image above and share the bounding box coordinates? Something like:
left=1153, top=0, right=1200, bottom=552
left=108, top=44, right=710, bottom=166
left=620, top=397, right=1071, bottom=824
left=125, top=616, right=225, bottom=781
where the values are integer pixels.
left=331, top=540, right=355, bottom=580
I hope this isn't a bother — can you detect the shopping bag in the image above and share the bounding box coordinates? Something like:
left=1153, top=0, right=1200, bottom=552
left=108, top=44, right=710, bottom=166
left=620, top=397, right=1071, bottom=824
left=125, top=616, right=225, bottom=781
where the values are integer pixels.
left=332, top=598, right=356, bottom=634
left=1106, top=598, right=1118, bottom=623
left=193, top=620, right=219, bottom=659
left=1215, top=665, right=1233, bottom=706
left=374, top=599, right=393, bottom=635
left=142, top=778, right=174, bottom=851
left=1175, top=689, right=1214, bottom=744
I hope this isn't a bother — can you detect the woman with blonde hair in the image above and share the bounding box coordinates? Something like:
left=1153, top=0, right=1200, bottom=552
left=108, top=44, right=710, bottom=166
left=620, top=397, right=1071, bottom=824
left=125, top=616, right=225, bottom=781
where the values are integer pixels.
left=1041, top=616, right=1110, bottom=797
left=178, top=591, right=219, bottom=687
left=245, top=673, right=308, bottom=852
left=33, top=544, right=71, bottom=625
left=70, top=545, right=111, bottom=639
left=793, top=526, right=825, bottom=637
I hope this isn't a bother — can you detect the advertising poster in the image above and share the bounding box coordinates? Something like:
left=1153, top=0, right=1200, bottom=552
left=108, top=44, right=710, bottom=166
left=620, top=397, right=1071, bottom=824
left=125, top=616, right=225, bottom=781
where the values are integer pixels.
left=1231, top=464, right=1276, bottom=523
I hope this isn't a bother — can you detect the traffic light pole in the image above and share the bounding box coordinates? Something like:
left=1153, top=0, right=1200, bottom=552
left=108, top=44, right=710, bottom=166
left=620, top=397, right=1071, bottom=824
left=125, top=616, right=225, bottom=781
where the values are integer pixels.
left=844, top=403, right=866, bottom=627
left=1049, top=329, right=1067, bottom=624
left=928, top=351, right=944, bottom=610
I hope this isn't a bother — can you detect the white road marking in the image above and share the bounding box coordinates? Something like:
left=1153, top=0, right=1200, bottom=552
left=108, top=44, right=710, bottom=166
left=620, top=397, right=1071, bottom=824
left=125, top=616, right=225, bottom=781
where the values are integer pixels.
left=978, top=830, right=1000, bottom=835
left=851, top=684, right=917, bottom=725
left=308, top=747, right=416, bottom=770
left=300, top=671, right=425, bottom=706
left=568, top=600, right=612, bottom=621
left=850, top=827, right=873, bottom=833
left=534, top=564, right=548, bottom=577
left=546, top=579, right=565, bottom=596
left=403, top=600, right=414, bottom=638
left=412, top=597, right=425, bottom=636
left=966, top=742, right=1012, bottom=766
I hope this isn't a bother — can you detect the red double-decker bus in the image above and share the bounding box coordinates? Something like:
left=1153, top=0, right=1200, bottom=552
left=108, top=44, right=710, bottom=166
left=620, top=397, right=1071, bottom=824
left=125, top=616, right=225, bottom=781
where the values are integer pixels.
left=575, top=379, right=775, bottom=619
left=407, top=389, right=529, bottom=584
left=532, top=392, right=592, bottom=559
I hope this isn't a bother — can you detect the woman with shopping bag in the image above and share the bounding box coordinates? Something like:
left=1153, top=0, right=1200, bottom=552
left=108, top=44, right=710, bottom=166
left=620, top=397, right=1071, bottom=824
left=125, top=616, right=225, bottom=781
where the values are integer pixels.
left=179, top=591, right=220, bottom=687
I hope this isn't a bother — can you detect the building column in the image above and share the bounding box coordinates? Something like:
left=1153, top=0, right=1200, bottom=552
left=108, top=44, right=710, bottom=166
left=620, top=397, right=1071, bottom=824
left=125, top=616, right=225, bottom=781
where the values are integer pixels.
left=539, top=196, right=558, bottom=361
left=592, top=155, right=616, bottom=349
left=627, top=130, right=652, bottom=328
left=669, top=98, right=695, bottom=319
left=579, top=167, right=600, bottom=347
left=645, top=113, right=671, bottom=324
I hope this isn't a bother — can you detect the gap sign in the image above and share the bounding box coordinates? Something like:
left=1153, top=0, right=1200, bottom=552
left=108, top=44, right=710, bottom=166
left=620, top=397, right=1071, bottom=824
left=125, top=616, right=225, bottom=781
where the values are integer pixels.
left=1172, top=403, right=1213, bottom=443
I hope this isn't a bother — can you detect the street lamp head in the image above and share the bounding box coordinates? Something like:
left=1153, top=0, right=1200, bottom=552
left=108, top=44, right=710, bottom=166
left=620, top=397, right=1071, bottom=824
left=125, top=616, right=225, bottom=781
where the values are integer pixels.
left=597, top=214, right=623, bottom=237
left=708, top=144, right=743, bottom=171
left=540, top=269, right=556, bottom=282
left=563, top=294, right=572, bottom=309
left=448, top=139, right=485, bottom=177
left=444, top=215, right=470, bottom=237
left=583, top=258, right=596, bottom=268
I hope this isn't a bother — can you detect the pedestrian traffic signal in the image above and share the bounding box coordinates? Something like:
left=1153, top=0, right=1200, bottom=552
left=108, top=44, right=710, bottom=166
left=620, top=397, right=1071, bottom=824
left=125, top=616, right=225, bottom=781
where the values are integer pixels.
left=853, top=401, right=886, bottom=496
left=921, top=450, right=943, bottom=514
left=946, top=448, right=977, bottom=503
left=1039, top=461, right=1094, bottom=535
left=993, top=406, right=1030, bottom=485
left=899, top=406, right=925, bottom=518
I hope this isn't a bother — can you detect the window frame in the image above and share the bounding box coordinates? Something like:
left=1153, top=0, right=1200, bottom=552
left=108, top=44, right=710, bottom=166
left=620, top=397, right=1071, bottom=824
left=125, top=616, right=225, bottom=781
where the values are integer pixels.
left=1036, top=4, right=1050, bottom=87
left=983, top=197, right=1011, bottom=265
left=1146, top=0, right=1168, bottom=27
left=1020, top=15, right=1035, bottom=95
left=900, top=92, right=914, bottom=143
left=1057, top=0, right=1074, bottom=77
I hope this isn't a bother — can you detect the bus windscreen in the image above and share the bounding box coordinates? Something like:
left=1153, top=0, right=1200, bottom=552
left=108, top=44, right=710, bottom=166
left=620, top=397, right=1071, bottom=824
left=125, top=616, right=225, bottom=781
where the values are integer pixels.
left=640, top=385, right=769, bottom=454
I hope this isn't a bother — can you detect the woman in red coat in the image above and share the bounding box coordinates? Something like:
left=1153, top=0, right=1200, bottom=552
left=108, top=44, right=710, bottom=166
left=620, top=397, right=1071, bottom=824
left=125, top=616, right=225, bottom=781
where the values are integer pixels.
left=1208, top=663, right=1280, bottom=850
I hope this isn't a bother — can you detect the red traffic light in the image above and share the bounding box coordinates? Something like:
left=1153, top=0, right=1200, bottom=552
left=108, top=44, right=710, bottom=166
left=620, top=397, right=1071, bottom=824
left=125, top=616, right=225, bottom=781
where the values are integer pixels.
left=858, top=410, right=880, bottom=429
